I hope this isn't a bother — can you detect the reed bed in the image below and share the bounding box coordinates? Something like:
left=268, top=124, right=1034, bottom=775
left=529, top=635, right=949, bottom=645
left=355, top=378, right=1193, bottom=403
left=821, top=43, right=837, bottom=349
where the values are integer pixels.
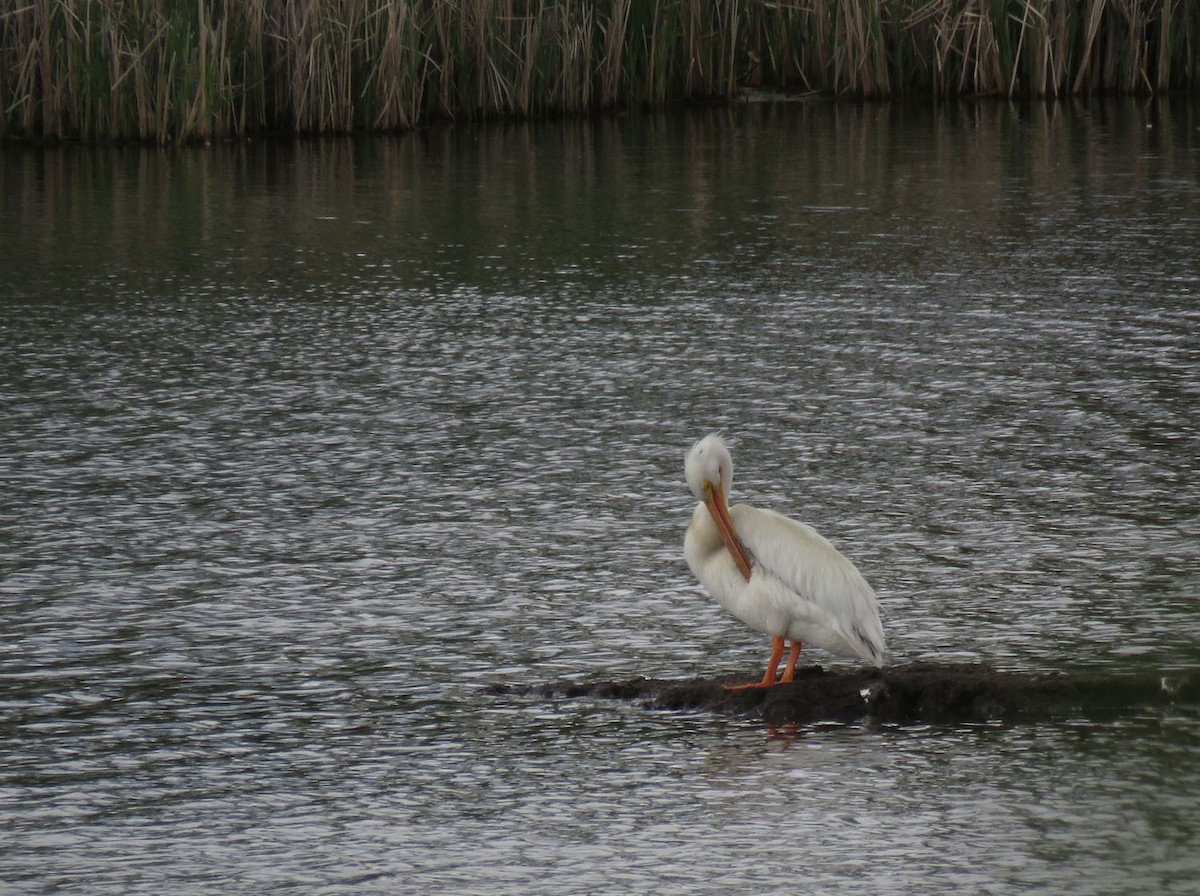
left=2, top=1, right=1197, bottom=142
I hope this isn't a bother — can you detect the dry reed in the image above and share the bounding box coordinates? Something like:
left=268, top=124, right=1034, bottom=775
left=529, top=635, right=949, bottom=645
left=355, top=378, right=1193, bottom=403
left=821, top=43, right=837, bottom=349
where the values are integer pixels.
left=1, top=1, right=1196, bottom=143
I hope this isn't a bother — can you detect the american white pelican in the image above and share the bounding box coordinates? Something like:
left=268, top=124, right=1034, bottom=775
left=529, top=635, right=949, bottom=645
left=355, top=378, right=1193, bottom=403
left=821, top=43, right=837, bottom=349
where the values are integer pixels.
left=684, top=433, right=884, bottom=688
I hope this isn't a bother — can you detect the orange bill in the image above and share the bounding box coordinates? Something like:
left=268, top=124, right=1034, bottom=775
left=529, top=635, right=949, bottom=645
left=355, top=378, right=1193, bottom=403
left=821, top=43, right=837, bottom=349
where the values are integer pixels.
left=703, top=480, right=753, bottom=581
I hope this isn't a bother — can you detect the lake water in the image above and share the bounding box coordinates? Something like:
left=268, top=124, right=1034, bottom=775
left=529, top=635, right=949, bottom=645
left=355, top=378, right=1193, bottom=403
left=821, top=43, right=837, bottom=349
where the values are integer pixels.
left=2, top=99, right=1199, bottom=894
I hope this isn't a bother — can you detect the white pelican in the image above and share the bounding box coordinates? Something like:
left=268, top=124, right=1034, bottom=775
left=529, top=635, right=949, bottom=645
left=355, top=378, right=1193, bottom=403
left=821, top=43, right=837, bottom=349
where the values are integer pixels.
left=684, top=433, right=884, bottom=688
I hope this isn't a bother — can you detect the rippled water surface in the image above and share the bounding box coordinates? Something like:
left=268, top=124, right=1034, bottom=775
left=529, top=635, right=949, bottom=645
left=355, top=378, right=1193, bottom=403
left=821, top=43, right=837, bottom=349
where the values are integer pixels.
left=3, top=101, right=1200, bottom=894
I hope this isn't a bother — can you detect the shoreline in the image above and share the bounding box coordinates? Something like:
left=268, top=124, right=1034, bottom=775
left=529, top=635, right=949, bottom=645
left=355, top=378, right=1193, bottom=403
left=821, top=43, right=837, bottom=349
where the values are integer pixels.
left=4, top=1, right=1197, bottom=144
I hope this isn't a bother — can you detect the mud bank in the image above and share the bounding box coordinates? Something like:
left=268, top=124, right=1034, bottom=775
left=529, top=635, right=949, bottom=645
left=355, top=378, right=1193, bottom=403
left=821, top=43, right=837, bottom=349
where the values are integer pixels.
left=492, top=663, right=1195, bottom=726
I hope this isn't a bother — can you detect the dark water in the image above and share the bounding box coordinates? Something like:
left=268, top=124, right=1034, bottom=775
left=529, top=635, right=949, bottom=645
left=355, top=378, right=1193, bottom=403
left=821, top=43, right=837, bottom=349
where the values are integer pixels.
left=2, top=100, right=1199, bottom=894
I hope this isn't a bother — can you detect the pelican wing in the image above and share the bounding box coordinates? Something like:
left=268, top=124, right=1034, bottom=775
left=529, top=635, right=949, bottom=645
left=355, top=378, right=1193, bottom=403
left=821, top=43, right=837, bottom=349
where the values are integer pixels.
left=732, top=504, right=885, bottom=665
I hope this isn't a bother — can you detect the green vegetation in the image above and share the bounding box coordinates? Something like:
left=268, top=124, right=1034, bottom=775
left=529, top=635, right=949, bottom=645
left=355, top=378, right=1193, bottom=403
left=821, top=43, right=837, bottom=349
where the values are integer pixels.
left=2, top=1, right=1197, bottom=142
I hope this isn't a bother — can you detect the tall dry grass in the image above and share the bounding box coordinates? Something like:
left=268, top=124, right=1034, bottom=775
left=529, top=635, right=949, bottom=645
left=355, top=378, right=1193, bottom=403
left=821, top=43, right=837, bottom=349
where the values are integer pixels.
left=2, top=1, right=1197, bottom=142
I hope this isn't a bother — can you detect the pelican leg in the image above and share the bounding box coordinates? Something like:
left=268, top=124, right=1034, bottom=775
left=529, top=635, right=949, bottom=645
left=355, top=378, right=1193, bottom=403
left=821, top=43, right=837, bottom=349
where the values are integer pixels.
left=725, top=636, right=785, bottom=690
left=779, top=641, right=802, bottom=683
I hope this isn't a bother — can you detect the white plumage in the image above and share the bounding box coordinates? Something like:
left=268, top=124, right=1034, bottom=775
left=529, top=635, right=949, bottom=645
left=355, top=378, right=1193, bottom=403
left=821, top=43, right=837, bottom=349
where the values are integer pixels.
left=684, top=433, right=884, bottom=687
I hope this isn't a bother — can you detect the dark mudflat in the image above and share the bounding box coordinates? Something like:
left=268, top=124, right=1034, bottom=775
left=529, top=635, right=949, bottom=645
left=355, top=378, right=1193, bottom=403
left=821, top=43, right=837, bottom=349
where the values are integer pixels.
left=491, top=663, right=1195, bottom=726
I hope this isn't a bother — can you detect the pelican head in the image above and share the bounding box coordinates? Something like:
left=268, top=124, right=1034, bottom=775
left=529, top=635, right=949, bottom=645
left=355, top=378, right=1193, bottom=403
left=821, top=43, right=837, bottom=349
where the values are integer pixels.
left=685, top=433, right=734, bottom=503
